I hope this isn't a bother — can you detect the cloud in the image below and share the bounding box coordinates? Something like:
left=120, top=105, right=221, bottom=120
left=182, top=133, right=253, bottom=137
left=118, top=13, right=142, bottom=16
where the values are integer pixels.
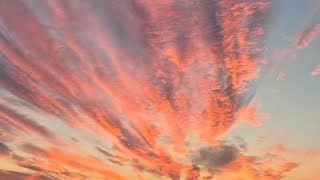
left=311, top=65, right=320, bottom=77
left=261, top=143, right=320, bottom=158
left=234, top=135, right=248, bottom=151
left=276, top=71, right=287, bottom=80
left=0, top=0, right=275, bottom=179
left=295, top=24, right=320, bottom=49
left=0, top=105, right=56, bottom=139
left=0, top=141, right=11, bottom=156
left=295, top=5, right=320, bottom=49
left=20, top=144, right=127, bottom=180
left=235, top=102, right=270, bottom=126
left=0, top=170, right=56, bottom=180
left=215, top=154, right=299, bottom=180
left=187, top=141, right=299, bottom=180
left=191, top=144, right=238, bottom=173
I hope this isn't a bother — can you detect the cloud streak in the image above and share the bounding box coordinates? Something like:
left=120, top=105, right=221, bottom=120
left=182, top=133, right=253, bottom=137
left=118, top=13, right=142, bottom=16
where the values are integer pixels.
left=311, top=65, right=320, bottom=77
left=295, top=5, right=320, bottom=49
left=296, top=24, right=320, bottom=49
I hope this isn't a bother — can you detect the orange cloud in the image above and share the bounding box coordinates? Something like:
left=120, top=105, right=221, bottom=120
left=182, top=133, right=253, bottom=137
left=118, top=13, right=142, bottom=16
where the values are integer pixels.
left=0, top=0, right=275, bottom=179
left=21, top=144, right=126, bottom=180
left=216, top=154, right=298, bottom=180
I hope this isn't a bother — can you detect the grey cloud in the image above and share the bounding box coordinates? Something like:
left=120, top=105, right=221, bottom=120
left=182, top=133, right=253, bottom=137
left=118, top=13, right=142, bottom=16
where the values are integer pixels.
left=0, top=170, right=57, bottom=180
left=191, top=144, right=238, bottom=173
left=0, top=141, right=11, bottom=156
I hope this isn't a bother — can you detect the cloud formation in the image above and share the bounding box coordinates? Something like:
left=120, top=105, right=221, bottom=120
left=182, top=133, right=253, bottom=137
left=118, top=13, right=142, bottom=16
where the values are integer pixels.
left=295, top=6, right=320, bottom=49
left=296, top=24, right=320, bottom=49
left=0, top=0, right=303, bottom=179
left=191, top=144, right=238, bottom=173
left=311, top=65, right=320, bottom=77
left=0, top=141, right=11, bottom=156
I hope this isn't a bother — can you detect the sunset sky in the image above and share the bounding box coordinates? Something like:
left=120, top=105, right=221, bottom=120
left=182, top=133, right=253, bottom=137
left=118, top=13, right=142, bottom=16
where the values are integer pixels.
left=0, top=0, right=320, bottom=180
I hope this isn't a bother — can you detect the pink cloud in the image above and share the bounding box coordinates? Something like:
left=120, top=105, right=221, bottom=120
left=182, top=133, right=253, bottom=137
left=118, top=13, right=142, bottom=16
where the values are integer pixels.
left=310, top=65, right=320, bottom=77
left=295, top=24, right=320, bottom=49
left=276, top=71, right=287, bottom=80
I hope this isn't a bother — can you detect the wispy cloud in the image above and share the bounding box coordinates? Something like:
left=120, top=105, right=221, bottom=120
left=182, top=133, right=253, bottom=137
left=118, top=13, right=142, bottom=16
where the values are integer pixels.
left=295, top=5, right=320, bottom=49
left=310, top=65, right=320, bottom=77
left=0, top=170, right=57, bottom=180
left=296, top=24, right=320, bottom=49
left=261, top=143, right=320, bottom=158
left=276, top=71, right=287, bottom=81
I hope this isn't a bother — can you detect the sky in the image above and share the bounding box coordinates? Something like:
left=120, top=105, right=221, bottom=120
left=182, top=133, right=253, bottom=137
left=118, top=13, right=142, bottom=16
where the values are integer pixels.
left=0, top=0, right=319, bottom=180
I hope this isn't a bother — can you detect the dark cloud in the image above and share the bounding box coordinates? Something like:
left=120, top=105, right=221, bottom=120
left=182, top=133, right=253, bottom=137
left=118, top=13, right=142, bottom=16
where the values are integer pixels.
left=21, top=143, right=47, bottom=157
left=19, top=164, right=44, bottom=172
left=61, top=171, right=86, bottom=179
left=97, top=147, right=118, bottom=158
left=0, top=141, right=11, bottom=156
left=97, top=147, right=125, bottom=166
left=191, top=144, right=238, bottom=173
left=0, top=170, right=30, bottom=180
left=18, top=161, right=87, bottom=180
left=0, top=170, right=56, bottom=180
